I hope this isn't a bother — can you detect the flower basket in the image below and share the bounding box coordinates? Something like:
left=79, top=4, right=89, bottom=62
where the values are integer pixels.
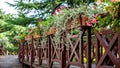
left=47, top=31, right=52, bottom=36
left=46, top=27, right=56, bottom=36
left=20, top=40, right=25, bottom=43
left=25, top=35, right=32, bottom=40
left=51, top=27, right=56, bottom=34
left=33, top=33, right=41, bottom=39
left=66, top=19, right=72, bottom=30
left=77, top=15, right=87, bottom=26
left=66, top=15, right=88, bottom=30
left=81, top=15, right=88, bottom=26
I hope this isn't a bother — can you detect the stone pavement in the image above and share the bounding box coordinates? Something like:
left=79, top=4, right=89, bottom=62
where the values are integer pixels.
left=0, top=55, right=96, bottom=68
left=0, top=55, right=22, bottom=68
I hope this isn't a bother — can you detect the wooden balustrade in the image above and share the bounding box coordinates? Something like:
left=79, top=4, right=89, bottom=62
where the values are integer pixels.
left=18, top=40, right=25, bottom=63
left=38, top=38, right=50, bottom=67
left=95, top=29, right=120, bottom=68
left=49, top=33, right=66, bottom=68
left=66, top=26, right=91, bottom=68
left=18, top=28, right=120, bottom=68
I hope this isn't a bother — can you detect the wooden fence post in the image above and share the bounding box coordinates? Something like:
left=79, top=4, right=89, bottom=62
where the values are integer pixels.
left=86, top=26, right=91, bottom=68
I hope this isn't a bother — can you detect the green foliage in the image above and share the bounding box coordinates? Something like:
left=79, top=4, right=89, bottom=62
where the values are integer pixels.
left=0, top=9, right=11, bottom=21
left=71, top=28, right=80, bottom=35
left=94, top=1, right=120, bottom=31
left=35, top=16, right=54, bottom=46
left=0, top=10, right=27, bottom=53
left=6, top=46, right=18, bottom=53
left=42, top=3, right=105, bottom=45
left=7, top=13, right=37, bottom=26
left=96, top=14, right=112, bottom=28
left=34, top=16, right=54, bottom=35
left=0, top=20, right=13, bottom=33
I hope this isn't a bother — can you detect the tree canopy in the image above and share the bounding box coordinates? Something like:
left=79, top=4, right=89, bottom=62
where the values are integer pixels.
left=6, top=0, right=93, bottom=18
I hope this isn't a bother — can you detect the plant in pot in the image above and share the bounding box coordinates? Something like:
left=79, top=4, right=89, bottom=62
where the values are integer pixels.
left=50, top=3, right=106, bottom=46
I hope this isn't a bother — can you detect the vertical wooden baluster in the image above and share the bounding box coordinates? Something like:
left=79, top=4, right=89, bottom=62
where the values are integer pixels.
left=48, top=36, right=51, bottom=68
left=80, top=30, right=84, bottom=68
left=61, top=33, right=66, bottom=68
left=30, top=35, right=33, bottom=68
left=86, top=26, right=91, bottom=68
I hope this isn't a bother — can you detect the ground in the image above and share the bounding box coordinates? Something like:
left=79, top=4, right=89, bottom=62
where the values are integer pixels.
left=0, top=55, right=22, bottom=68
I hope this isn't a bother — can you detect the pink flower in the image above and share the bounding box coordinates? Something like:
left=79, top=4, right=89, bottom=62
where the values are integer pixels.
left=54, top=8, right=61, bottom=15
left=96, top=0, right=101, bottom=5
left=56, top=9, right=61, bottom=12
left=92, top=18, right=97, bottom=24
left=86, top=21, right=92, bottom=26
left=112, top=0, right=116, bottom=3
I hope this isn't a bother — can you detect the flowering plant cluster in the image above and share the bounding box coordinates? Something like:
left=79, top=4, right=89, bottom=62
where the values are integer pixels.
left=94, top=0, right=120, bottom=31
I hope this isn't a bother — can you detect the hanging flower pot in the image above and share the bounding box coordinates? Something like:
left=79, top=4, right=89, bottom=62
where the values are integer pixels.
left=81, top=15, right=88, bottom=26
left=46, top=27, right=56, bottom=36
left=33, top=33, right=41, bottom=39
left=66, top=19, right=72, bottom=30
left=51, top=27, right=56, bottom=34
left=20, top=40, right=25, bottom=43
left=25, top=35, right=32, bottom=40
left=77, top=15, right=89, bottom=26
left=46, top=31, right=51, bottom=36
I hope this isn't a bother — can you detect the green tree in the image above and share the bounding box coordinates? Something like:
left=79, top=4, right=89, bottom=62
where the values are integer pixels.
left=7, top=0, right=92, bottom=18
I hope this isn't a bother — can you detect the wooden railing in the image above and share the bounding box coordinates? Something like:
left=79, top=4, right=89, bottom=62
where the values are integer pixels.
left=18, top=28, right=120, bottom=68
left=95, top=29, right=120, bottom=68
left=49, top=32, right=66, bottom=68
left=66, top=26, right=92, bottom=68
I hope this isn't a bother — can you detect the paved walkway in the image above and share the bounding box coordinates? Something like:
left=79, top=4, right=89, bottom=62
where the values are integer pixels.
left=0, top=55, right=22, bottom=68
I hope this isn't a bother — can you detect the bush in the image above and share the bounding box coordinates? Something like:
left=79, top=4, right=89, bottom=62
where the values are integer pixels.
left=6, top=46, right=18, bottom=55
